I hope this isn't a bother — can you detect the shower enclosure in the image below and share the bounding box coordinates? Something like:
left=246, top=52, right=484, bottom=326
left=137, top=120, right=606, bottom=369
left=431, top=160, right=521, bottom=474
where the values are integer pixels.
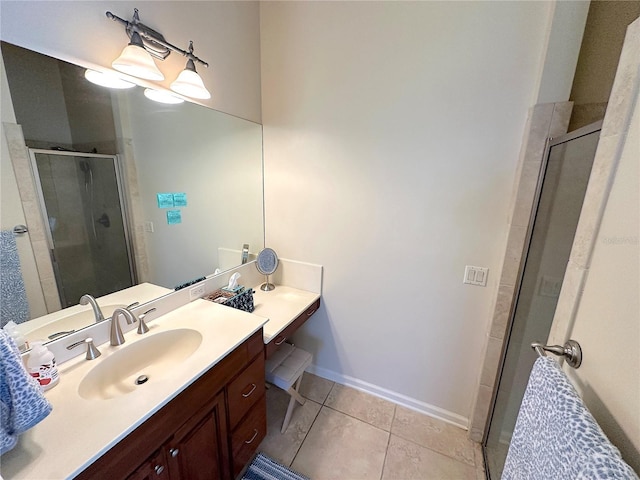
left=29, top=149, right=135, bottom=308
left=482, top=122, right=602, bottom=478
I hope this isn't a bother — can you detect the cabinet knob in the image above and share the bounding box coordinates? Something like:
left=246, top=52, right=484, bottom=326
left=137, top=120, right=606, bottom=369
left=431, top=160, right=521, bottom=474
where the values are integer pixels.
left=154, top=465, right=165, bottom=475
left=169, top=448, right=180, bottom=457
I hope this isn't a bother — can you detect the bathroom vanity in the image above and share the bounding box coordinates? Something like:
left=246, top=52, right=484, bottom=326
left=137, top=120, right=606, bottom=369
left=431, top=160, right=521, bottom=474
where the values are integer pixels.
left=1, top=277, right=321, bottom=480
left=77, top=329, right=266, bottom=480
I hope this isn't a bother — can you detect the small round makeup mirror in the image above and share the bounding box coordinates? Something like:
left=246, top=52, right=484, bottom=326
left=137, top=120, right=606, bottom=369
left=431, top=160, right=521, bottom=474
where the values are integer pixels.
left=256, top=248, right=278, bottom=291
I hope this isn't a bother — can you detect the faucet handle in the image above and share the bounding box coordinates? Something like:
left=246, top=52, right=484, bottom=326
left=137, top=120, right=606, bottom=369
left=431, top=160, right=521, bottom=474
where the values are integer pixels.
left=137, top=308, right=156, bottom=335
left=67, top=337, right=101, bottom=360
left=126, top=301, right=140, bottom=309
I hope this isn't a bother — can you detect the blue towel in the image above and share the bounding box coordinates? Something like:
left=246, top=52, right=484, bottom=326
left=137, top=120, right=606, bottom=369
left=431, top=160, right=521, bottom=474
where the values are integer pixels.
left=0, top=329, right=52, bottom=454
left=502, top=356, right=638, bottom=480
left=0, top=230, right=30, bottom=328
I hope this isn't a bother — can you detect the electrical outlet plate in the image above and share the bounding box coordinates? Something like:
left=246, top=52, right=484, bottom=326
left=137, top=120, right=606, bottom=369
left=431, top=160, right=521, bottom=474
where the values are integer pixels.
left=189, top=284, right=205, bottom=301
left=463, top=265, right=489, bottom=287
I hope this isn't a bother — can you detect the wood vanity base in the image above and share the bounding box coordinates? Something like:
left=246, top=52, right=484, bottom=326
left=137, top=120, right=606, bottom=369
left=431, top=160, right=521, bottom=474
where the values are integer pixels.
left=76, top=329, right=266, bottom=480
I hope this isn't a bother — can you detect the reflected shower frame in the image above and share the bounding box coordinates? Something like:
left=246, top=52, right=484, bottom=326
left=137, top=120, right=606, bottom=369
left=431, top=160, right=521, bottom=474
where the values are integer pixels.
left=28, top=149, right=137, bottom=308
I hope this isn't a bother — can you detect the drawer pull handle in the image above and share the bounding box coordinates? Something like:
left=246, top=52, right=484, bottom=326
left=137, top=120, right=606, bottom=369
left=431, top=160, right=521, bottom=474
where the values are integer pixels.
left=275, top=336, right=286, bottom=346
left=306, top=309, right=316, bottom=316
left=242, top=383, right=257, bottom=398
left=245, top=429, right=259, bottom=444
left=155, top=465, right=165, bottom=475
left=169, top=448, right=180, bottom=457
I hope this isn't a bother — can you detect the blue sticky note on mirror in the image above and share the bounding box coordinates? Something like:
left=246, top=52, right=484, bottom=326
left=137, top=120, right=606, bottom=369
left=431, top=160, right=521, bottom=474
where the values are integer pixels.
left=173, top=192, right=187, bottom=207
left=157, top=193, right=174, bottom=208
left=167, top=210, right=182, bottom=225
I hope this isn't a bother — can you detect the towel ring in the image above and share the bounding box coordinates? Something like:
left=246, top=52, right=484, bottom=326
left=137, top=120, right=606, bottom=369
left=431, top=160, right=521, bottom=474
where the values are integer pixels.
left=531, top=339, right=582, bottom=369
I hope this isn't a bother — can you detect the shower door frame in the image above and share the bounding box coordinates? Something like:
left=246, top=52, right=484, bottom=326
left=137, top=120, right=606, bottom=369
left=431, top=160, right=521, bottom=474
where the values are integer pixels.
left=28, top=148, right=137, bottom=308
left=481, top=120, right=603, bottom=479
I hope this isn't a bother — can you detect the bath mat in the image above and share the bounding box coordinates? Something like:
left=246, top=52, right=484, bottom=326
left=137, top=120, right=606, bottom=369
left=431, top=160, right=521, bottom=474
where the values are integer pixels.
left=242, top=453, right=310, bottom=480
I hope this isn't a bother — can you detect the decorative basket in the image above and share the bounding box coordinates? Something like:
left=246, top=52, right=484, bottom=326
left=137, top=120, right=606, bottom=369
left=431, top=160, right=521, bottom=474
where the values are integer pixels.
left=225, top=288, right=255, bottom=313
left=204, top=288, right=255, bottom=313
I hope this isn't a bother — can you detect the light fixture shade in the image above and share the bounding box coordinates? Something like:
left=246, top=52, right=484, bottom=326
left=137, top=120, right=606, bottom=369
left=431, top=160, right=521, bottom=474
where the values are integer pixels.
left=170, top=68, right=211, bottom=99
left=143, top=88, right=184, bottom=104
left=84, top=69, right=136, bottom=89
left=112, top=44, right=164, bottom=81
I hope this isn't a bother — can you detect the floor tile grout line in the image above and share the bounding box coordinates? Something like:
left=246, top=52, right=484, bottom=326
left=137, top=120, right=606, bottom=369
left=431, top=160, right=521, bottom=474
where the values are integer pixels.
left=379, top=404, right=396, bottom=480
left=321, top=403, right=394, bottom=433
left=288, top=398, right=324, bottom=468
left=390, top=429, right=477, bottom=468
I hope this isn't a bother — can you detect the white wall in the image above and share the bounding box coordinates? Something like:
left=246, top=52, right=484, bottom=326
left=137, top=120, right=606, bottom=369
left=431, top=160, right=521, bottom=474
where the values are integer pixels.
left=0, top=1, right=262, bottom=123
left=534, top=0, right=589, bottom=104
left=260, top=1, right=562, bottom=423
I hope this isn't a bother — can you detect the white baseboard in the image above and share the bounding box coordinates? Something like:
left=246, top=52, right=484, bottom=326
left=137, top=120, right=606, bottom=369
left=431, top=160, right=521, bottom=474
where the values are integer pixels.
left=307, top=364, right=469, bottom=430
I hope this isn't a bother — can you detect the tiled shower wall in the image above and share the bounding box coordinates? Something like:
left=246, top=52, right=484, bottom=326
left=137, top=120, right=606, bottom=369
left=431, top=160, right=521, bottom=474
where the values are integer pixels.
left=468, top=102, right=572, bottom=442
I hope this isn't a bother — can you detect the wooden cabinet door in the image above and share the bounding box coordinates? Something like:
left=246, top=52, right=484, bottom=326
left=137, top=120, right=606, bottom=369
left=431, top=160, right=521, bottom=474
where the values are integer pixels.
left=166, top=391, right=231, bottom=480
left=127, top=449, right=171, bottom=480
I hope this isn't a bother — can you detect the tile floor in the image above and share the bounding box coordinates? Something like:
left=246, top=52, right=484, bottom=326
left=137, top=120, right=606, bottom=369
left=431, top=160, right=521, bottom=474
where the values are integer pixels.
left=257, top=373, right=486, bottom=480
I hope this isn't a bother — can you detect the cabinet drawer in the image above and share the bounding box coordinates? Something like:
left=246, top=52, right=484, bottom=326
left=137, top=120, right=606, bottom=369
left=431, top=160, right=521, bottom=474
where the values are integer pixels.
left=227, top=353, right=265, bottom=430
left=231, top=394, right=267, bottom=478
left=265, top=298, right=320, bottom=358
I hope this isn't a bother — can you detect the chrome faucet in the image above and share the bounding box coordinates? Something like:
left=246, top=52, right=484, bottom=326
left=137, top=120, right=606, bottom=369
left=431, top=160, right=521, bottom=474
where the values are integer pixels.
left=79, top=294, right=105, bottom=323
left=109, top=307, right=137, bottom=346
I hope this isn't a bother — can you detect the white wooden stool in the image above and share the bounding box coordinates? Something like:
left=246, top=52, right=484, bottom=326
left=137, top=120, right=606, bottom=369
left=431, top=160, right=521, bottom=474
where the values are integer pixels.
left=265, top=343, right=312, bottom=433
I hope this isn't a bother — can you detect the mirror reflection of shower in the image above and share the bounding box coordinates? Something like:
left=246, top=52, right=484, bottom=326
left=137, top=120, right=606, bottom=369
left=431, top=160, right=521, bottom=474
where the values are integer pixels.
left=29, top=149, right=135, bottom=308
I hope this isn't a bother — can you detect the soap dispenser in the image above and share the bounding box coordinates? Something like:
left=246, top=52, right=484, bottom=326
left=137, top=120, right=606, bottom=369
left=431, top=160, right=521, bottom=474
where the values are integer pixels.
left=27, top=341, right=59, bottom=391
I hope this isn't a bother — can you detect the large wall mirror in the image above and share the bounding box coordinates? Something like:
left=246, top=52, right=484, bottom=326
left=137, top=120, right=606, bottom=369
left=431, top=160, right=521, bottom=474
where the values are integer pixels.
left=0, top=41, right=264, bottom=345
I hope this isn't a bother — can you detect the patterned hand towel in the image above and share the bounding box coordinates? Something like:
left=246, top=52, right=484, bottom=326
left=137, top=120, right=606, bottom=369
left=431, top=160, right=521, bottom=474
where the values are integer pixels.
left=502, top=356, right=638, bottom=480
left=0, top=230, right=30, bottom=327
left=0, top=329, right=52, bottom=454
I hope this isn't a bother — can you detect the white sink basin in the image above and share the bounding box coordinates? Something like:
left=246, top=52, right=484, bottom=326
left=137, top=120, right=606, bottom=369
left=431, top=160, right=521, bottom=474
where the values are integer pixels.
left=78, top=329, right=203, bottom=400
left=23, top=304, right=127, bottom=343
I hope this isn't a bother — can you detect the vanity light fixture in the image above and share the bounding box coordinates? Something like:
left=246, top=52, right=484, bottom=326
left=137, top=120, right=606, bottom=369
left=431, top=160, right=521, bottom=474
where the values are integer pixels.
left=84, top=69, right=136, bottom=89
left=143, top=88, right=184, bottom=104
left=111, top=28, right=164, bottom=81
left=170, top=43, right=211, bottom=99
left=106, top=9, right=210, bottom=99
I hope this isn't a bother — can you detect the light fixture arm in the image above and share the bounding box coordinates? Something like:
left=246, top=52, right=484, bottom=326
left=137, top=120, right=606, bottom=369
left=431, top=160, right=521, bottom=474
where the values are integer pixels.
left=106, top=9, right=208, bottom=68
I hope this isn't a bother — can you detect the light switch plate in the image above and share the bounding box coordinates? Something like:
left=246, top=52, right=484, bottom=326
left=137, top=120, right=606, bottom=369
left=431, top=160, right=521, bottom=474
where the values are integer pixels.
left=463, top=266, right=489, bottom=287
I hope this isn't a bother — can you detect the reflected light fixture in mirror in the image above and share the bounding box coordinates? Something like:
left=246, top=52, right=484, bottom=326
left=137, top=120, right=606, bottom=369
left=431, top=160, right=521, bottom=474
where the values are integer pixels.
left=84, top=69, right=137, bottom=89
left=107, top=9, right=210, bottom=100
left=144, top=88, right=184, bottom=104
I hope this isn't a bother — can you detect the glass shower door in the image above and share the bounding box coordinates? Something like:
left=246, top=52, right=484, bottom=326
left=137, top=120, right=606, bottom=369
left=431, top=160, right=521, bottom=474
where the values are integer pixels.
left=30, top=150, right=135, bottom=308
left=483, top=123, right=601, bottom=478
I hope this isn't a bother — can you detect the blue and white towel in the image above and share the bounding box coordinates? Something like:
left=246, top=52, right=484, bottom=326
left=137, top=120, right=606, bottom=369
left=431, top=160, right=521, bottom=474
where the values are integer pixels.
left=502, top=356, right=638, bottom=480
left=0, top=230, right=30, bottom=328
left=0, top=329, right=52, bottom=454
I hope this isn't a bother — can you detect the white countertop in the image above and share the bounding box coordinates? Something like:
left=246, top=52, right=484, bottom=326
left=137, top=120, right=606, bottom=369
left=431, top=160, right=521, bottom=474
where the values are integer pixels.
left=251, top=285, right=320, bottom=343
left=1, top=284, right=321, bottom=480
left=1, top=300, right=266, bottom=480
